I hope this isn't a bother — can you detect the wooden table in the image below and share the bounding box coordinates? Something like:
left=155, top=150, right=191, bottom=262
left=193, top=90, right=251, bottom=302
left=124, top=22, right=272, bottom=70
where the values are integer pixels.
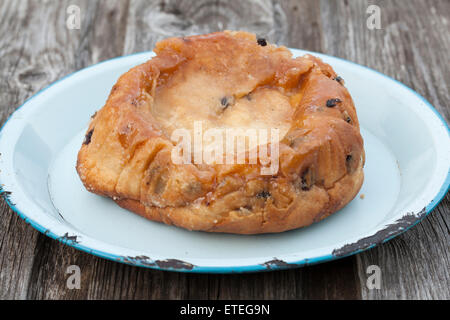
left=0, top=0, right=448, bottom=300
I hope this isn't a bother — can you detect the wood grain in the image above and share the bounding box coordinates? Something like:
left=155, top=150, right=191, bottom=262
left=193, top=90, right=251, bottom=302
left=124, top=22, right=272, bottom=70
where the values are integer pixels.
left=0, top=0, right=448, bottom=300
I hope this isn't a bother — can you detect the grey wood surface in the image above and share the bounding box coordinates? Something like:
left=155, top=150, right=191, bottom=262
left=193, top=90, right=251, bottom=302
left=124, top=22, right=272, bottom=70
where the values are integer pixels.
left=0, top=0, right=448, bottom=300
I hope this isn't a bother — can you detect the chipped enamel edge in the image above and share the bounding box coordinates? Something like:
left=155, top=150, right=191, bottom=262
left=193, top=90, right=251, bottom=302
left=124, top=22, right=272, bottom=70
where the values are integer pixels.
left=0, top=50, right=448, bottom=273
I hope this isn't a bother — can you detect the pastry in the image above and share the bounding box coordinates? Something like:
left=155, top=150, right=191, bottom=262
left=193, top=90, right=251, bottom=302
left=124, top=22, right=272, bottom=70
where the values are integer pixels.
left=77, top=31, right=365, bottom=234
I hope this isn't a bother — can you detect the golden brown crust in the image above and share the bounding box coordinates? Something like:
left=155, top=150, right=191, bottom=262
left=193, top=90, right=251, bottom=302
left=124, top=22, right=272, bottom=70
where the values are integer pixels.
left=76, top=31, right=365, bottom=234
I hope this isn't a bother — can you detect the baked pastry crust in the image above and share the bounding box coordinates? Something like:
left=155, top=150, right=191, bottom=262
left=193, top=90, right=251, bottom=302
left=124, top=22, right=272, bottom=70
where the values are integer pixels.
left=77, top=31, right=365, bottom=234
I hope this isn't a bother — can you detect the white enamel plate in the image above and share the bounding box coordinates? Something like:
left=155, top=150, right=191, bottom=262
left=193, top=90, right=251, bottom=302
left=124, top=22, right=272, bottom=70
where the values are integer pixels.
left=1, top=49, right=449, bottom=273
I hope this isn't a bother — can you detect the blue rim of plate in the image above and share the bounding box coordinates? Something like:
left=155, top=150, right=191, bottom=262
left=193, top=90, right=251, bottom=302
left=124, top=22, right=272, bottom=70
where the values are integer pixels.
left=0, top=50, right=449, bottom=273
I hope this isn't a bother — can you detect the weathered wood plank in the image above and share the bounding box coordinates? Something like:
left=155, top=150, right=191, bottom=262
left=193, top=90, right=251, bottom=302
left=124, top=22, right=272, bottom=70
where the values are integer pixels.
left=123, top=0, right=289, bottom=53
left=319, top=0, right=450, bottom=299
